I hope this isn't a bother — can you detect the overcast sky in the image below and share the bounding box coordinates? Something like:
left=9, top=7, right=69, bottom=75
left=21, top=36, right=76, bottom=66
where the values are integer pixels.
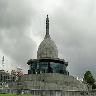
left=0, top=0, right=96, bottom=78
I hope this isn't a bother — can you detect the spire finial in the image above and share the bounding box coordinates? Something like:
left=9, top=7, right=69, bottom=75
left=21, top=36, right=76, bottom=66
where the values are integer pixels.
left=45, top=15, right=50, bottom=38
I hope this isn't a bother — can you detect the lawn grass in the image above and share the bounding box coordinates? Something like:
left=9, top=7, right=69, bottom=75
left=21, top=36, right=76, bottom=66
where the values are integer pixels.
left=0, top=94, right=32, bottom=96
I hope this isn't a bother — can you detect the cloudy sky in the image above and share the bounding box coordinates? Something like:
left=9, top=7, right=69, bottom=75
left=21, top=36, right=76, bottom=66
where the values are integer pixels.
left=0, top=0, right=96, bottom=78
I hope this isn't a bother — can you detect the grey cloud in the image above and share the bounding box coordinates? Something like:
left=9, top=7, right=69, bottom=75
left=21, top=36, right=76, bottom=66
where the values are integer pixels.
left=0, top=0, right=96, bottom=77
left=0, top=0, right=36, bottom=29
left=49, top=1, right=96, bottom=77
left=0, top=0, right=37, bottom=72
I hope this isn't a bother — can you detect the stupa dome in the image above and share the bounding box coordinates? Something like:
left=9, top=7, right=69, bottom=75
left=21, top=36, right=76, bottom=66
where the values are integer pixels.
left=37, top=37, right=58, bottom=59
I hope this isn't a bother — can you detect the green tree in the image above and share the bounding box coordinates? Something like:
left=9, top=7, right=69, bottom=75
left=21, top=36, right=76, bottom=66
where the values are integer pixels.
left=84, top=71, right=95, bottom=85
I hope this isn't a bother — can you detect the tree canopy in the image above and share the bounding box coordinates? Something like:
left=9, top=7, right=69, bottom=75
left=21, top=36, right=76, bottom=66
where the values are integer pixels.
left=84, top=71, right=95, bottom=85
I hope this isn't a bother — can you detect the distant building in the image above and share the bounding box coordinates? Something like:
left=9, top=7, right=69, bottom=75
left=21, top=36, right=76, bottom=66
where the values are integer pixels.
left=0, top=69, right=16, bottom=89
left=0, top=70, right=10, bottom=83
